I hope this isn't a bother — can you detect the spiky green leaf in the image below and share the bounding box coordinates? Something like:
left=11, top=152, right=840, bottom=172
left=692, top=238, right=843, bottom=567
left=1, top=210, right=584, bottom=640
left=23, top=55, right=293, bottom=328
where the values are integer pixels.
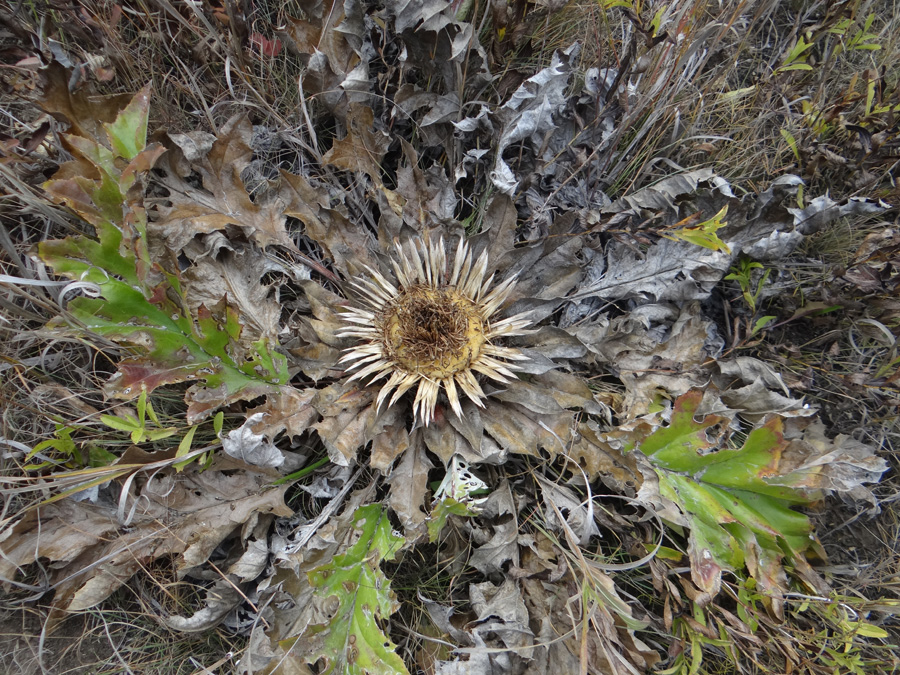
left=37, top=87, right=288, bottom=421
left=636, top=390, right=822, bottom=599
left=303, top=505, right=408, bottom=675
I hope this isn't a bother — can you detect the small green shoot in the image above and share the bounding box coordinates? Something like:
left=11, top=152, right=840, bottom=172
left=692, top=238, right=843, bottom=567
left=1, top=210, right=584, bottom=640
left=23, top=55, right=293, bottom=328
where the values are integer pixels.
left=725, top=257, right=773, bottom=317
left=664, top=206, right=731, bottom=253
left=101, top=389, right=176, bottom=444
left=272, top=456, right=331, bottom=485
left=24, top=424, right=118, bottom=470
left=775, top=34, right=815, bottom=75
left=780, top=128, right=802, bottom=163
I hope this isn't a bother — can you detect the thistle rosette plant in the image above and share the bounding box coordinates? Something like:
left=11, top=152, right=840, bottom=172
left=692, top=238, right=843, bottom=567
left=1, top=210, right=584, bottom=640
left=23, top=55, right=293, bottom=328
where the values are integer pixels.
left=280, top=189, right=611, bottom=479
left=3, top=4, right=891, bottom=667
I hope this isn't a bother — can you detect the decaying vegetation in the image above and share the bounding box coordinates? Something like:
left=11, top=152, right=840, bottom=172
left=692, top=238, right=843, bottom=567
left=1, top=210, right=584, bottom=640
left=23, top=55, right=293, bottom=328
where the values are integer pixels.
left=0, top=0, right=898, bottom=673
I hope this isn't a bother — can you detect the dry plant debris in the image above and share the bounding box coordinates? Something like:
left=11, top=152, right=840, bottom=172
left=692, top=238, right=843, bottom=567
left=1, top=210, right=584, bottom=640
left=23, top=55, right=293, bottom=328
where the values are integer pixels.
left=0, top=1, right=898, bottom=673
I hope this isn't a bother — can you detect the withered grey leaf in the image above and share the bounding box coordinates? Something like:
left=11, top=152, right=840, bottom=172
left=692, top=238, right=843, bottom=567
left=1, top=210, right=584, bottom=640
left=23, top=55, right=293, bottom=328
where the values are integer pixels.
left=388, top=437, right=432, bottom=538
left=452, top=104, right=491, bottom=134
left=397, top=139, right=457, bottom=228
left=718, top=380, right=814, bottom=418
left=569, top=420, right=643, bottom=490
left=454, top=147, right=490, bottom=183
left=716, top=356, right=791, bottom=396
left=163, top=579, right=243, bottom=632
left=512, top=236, right=584, bottom=300
left=187, top=380, right=281, bottom=426
left=290, top=329, right=346, bottom=382
left=0, top=457, right=291, bottom=612
left=469, top=193, right=517, bottom=277
left=596, top=303, right=718, bottom=418
left=789, top=195, right=887, bottom=236
left=341, top=61, right=373, bottom=104
left=572, top=235, right=731, bottom=303
left=304, top=49, right=348, bottom=117
left=491, top=48, right=573, bottom=195
left=468, top=577, right=533, bottom=651
left=532, top=369, right=601, bottom=413
left=314, top=406, right=375, bottom=466
left=602, top=168, right=718, bottom=220
left=778, top=419, right=888, bottom=504
left=424, top=414, right=476, bottom=464
left=222, top=413, right=286, bottom=468
left=515, top=326, right=587, bottom=360
left=469, top=480, right=519, bottom=575
left=227, top=537, right=271, bottom=582
left=390, top=0, right=479, bottom=63
left=513, top=349, right=560, bottom=374
left=539, top=479, right=601, bottom=546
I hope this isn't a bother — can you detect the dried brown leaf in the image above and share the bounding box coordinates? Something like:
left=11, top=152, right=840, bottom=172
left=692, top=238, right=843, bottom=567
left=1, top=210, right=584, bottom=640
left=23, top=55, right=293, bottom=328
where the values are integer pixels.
left=0, top=458, right=291, bottom=613
left=247, top=387, right=320, bottom=439
left=369, top=405, right=412, bottom=471
left=181, top=243, right=284, bottom=340
left=312, top=383, right=376, bottom=465
left=153, top=116, right=296, bottom=251
left=282, top=171, right=380, bottom=276
left=481, top=399, right=573, bottom=459
left=37, top=62, right=134, bottom=140
left=322, top=104, right=391, bottom=184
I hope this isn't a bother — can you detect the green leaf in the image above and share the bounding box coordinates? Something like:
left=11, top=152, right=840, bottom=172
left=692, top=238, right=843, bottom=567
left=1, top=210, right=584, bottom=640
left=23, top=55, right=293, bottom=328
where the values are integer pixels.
left=428, top=497, right=477, bottom=542
left=778, top=63, right=813, bottom=72
left=847, top=622, right=889, bottom=639
left=751, top=315, right=777, bottom=335
left=142, top=427, right=177, bottom=443
left=103, top=83, right=152, bottom=160
left=303, top=504, right=408, bottom=675
left=100, top=415, right=141, bottom=433
left=174, top=425, right=199, bottom=472
left=28, top=425, right=78, bottom=461
left=780, top=128, right=801, bottom=163
left=213, top=411, right=225, bottom=436
left=636, top=390, right=822, bottom=597
left=88, top=445, right=118, bottom=467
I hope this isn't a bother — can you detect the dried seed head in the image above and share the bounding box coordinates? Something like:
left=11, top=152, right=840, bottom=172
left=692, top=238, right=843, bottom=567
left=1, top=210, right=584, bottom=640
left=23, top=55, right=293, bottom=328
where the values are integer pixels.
left=338, top=237, right=532, bottom=426
left=380, top=285, right=486, bottom=380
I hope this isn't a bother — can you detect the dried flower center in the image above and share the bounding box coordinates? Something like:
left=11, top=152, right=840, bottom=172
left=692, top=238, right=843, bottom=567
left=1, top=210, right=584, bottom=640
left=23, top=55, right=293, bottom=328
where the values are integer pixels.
left=380, top=285, right=486, bottom=379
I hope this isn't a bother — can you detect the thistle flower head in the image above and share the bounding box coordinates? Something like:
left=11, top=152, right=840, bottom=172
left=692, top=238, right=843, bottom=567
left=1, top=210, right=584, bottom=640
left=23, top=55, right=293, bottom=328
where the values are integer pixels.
left=338, top=237, right=532, bottom=426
